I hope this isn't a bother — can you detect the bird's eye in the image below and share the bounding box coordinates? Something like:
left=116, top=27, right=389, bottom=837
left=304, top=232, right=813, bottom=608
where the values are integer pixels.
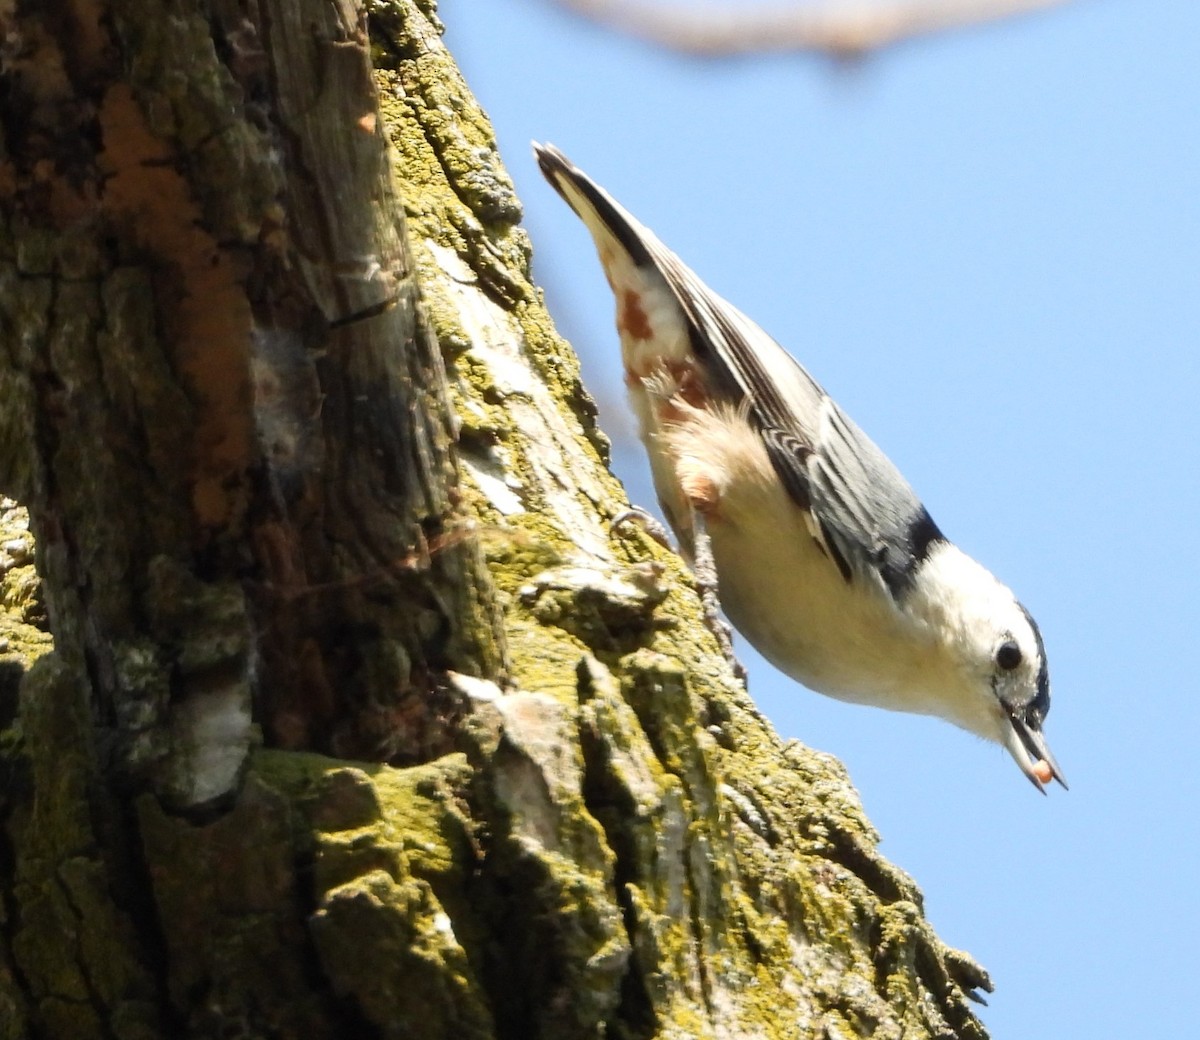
left=996, top=640, right=1023, bottom=671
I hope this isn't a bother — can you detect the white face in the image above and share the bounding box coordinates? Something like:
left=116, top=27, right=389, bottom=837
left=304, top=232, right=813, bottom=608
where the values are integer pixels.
left=976, top=600, right=1046, bottom=719
left=911, top=544, right=1064, bottom=790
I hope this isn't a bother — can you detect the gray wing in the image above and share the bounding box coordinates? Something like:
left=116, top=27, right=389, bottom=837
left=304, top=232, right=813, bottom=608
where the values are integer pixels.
left=648, top=243, right=946, bottom=599
left=534, top=144, right=945, bottom=599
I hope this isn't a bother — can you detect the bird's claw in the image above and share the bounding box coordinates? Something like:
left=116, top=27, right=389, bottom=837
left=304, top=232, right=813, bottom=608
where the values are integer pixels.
left=691, top=513, right=747, bottom=683
left=611, top=505, right=745, bottom=683
left=611, top=506, right=674, bottom=549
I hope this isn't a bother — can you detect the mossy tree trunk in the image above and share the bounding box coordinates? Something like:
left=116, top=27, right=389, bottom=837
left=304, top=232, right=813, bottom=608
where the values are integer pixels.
left=0, top=1, right=992, bottom=1037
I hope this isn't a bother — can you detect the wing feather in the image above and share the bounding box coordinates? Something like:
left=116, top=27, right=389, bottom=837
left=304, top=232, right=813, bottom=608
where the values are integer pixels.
left=646, top=238, right=946, bottom=596
left=535, top=144, right=946, bottom=598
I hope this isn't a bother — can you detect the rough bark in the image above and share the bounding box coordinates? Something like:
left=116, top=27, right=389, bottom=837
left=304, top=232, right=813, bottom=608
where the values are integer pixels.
left=0, top=1, right=992, bottom=1038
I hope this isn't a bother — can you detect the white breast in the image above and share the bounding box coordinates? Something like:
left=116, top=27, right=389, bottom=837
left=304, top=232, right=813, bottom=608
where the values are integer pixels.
left=653, top=402, right=1001, bottom=741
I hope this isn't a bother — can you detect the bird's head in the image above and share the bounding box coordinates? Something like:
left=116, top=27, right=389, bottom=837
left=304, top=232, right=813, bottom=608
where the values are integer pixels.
left=911, top=543, right=1066, bottom=792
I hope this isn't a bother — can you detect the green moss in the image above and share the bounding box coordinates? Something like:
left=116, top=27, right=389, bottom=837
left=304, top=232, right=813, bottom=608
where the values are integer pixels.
left=5, top=657, right=162, bottom=1039
left=312, top=868, right=493, bottom=1040
left=481, top=512, right=571, bottom=591
left=278, top=752, right=496, bottom=1040
left=503, top=615, right=589, bottom=705
left=133, top=750, right=493, bottom=1037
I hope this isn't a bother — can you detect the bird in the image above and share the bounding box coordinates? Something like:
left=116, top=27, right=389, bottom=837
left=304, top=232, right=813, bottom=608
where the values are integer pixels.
left=533, top=143, right=1066, bottom=793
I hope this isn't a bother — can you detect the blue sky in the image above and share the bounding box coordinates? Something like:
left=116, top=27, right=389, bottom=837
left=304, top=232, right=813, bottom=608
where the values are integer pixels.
left=447, top=1, right=1200, bottom=1034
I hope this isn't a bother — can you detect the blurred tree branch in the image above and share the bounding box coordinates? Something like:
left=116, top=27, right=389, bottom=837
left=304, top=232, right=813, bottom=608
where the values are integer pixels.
left=551, top=0, right=1074, bottom=58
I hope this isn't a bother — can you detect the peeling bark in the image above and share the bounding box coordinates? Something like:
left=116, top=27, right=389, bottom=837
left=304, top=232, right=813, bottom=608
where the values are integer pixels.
left=0, top=0, right=992, bottom=1037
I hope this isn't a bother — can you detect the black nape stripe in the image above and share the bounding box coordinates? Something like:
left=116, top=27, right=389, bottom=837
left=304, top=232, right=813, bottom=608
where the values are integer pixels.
left=1017, top=601, right=1051, bottom=720
left=879, top=508, right=946, bottom=601
left=907, top=509, right=946, bottom=565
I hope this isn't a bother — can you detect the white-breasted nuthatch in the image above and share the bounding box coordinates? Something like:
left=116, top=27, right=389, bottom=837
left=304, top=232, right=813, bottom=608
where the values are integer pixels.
left=534, top=143, right=1065, bottom=793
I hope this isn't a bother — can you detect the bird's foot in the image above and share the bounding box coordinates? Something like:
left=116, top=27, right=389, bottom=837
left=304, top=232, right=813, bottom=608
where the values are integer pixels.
left=611, top=506, right=674, bottom=549
left=691, top=513, right=746, bottom=684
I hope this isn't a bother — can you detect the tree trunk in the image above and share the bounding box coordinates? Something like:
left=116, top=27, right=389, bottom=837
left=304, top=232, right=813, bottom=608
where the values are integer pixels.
left=0, top=1, right=991, bottom=1037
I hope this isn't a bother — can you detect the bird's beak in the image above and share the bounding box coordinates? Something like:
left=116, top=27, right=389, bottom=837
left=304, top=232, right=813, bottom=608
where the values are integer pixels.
left=1002, top=712, right=1068, bottom=794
